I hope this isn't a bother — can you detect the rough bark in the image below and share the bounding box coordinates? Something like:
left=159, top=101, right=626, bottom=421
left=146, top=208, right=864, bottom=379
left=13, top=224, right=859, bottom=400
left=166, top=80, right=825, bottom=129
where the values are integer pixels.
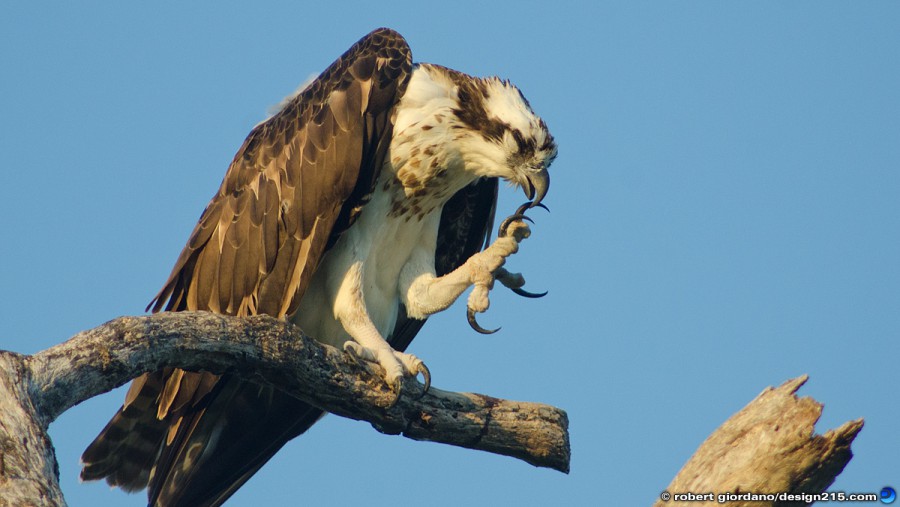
left=0, top=312, right=570, bottom=505
left=654, top=376, right=864, bottom=507
left=0, top=353, right=65, bottom=507
left=0, top=313, right=864, bottom=507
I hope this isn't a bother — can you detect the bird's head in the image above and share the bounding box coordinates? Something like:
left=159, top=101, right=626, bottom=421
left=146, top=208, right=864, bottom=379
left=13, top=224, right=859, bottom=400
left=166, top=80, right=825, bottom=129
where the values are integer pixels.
left=451, top=75, right=557, bottom=208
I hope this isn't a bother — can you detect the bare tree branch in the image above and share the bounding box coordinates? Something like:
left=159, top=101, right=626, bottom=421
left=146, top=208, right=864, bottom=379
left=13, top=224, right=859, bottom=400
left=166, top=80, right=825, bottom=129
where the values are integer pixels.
left=654, top=376, right=864, bottom=507
left=0, top=352, right=66, bottom=507
left=0, top=311, right=569, bottom=505
left=0, top=313, right=865, bottom=507
left=27, top=312, right=572, bottom=470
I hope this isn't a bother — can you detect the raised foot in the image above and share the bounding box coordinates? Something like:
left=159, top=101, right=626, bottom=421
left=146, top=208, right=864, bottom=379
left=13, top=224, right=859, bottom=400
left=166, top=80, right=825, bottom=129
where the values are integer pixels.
left=465, top=218, right=531, bottom=334
left=466, top=200, right=550, bottom=333
left=343, top=342, right=431, bottom=397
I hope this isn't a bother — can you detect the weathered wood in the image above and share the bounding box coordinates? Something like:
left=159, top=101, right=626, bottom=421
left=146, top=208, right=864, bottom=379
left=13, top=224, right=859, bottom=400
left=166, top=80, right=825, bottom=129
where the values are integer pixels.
left=1, top=313, right=865, bottom=507
left=26, top=312, right=570, bottom=471
left=0, top=311, right=570, bottom=505
left=0, top=353, right=66, bottom=507
left=654, top=376, right=863, bottom=507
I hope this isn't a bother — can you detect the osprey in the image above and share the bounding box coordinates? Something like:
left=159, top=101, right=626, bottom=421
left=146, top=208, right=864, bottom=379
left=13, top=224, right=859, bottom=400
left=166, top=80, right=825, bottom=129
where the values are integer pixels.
left=81, top=28, right=557, bottom=506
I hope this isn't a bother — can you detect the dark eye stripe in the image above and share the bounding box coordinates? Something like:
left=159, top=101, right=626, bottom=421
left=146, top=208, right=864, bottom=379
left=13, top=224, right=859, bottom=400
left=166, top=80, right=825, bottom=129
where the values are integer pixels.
left=511, top=129, right=536, bottom=159
left=452, top=80, right=510, bottom=143
left=446, top=67, right=555, bottom=161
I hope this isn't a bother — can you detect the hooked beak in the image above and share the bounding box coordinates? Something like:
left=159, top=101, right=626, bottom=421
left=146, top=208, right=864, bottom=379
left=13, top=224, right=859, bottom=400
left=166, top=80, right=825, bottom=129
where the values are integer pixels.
left=524, top=167, right=550, bottom=208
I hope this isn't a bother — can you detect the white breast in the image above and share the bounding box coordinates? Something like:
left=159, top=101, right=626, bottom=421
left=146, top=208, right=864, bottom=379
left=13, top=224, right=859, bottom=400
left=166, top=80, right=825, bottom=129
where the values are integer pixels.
left=290, top=64, right=475, bottom=348
left=290, top=172, right=442, bottom=348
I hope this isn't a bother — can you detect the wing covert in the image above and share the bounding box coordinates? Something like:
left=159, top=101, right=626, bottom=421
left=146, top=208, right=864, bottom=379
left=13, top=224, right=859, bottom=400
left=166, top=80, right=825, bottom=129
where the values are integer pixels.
left=149, top=27, right=412, bottom=318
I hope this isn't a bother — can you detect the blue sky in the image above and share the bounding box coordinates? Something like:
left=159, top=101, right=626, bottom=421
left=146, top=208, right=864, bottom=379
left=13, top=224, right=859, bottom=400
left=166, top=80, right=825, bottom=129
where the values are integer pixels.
left=2, top=2, right=898, bottom=506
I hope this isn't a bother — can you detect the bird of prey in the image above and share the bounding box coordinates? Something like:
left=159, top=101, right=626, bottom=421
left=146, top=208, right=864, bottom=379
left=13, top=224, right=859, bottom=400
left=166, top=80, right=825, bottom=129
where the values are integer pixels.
left=80, top=28, right=557, bottom=507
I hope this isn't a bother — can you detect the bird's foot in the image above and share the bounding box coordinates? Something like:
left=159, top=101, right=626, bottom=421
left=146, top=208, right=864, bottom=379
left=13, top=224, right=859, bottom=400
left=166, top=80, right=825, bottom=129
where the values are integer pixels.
left=495, top=202, right=548, bottom=298
left=465, top=217, right=532, bottom=334
left=343, top=341, right=431, bottom=398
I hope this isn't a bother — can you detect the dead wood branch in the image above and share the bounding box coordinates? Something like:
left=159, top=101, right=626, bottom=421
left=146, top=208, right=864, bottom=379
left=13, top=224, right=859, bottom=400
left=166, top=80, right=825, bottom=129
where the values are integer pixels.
left=654, top=376, right=863, bottom=507
left=0, top=312, right=569, bottom=506
left=0, top=313, right=864, bottom=507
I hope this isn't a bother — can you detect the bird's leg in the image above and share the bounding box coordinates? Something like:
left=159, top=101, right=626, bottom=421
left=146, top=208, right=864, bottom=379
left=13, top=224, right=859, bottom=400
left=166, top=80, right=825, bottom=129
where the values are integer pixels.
left=337, top=265, right=430, bottom=397
left=399, top=213, right=536, bottom=335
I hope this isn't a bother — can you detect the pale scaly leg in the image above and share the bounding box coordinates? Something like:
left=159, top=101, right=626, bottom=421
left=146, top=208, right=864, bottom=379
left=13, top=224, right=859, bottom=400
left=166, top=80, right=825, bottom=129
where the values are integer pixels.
left=358, top=217, right=534, bottom=394
left=401, top=217, right=534, bottom=327
left=335, top=265, right=430, bottom=397
left=340, top=314, right=430, bottom=396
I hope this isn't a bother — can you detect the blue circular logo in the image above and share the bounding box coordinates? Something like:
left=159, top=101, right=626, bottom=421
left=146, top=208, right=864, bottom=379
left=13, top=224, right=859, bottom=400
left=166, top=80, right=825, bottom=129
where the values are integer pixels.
left=882, top=487, right=897, bottom=505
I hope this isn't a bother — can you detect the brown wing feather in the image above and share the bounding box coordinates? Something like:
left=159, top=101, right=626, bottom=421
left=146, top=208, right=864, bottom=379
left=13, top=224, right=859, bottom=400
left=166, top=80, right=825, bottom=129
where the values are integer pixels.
left=148, top=31, right=406, bottom=318
left=81, top=28, right=412, bottom=507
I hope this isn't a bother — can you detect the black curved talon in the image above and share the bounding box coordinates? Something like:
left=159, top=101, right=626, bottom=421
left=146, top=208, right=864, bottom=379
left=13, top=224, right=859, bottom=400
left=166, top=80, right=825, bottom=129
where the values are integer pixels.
left=416, top=363, right=432, bottom=397
left=518, top=200, right=549, bottom=213
left=499, top=213, right=533, bottom=237
left=467, top=307, right=500, bottom=335
left=386, top=385, right=403, bottom=409
left=518, top=200, right=549, bottom=214
left=512, top=287, right=549, bottom=298
left=499, top=201, right=546, bottom=237
left=515, top=201, right=532, bottom=215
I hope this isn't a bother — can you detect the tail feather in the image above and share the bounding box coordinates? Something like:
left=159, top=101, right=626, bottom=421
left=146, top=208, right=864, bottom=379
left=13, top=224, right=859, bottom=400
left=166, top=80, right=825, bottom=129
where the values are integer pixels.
left=147, top=375, right=323, bottom=507
left=80, top=372, right=169, bottom=491
left=81, top=369, right=324, bottom=507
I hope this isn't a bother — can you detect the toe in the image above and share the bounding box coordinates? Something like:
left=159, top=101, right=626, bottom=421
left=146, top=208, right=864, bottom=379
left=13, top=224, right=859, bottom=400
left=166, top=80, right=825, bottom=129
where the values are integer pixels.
left=495, top=267, right=525, bottom=289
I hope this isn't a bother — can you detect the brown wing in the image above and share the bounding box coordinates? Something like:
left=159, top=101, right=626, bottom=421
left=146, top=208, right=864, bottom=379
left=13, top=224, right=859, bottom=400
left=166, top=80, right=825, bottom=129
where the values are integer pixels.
left=80, top=28, right=412, bottom=507
left=149, top=28, right=410, bottom=318
left=389, top=177, right=498, bottom=352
